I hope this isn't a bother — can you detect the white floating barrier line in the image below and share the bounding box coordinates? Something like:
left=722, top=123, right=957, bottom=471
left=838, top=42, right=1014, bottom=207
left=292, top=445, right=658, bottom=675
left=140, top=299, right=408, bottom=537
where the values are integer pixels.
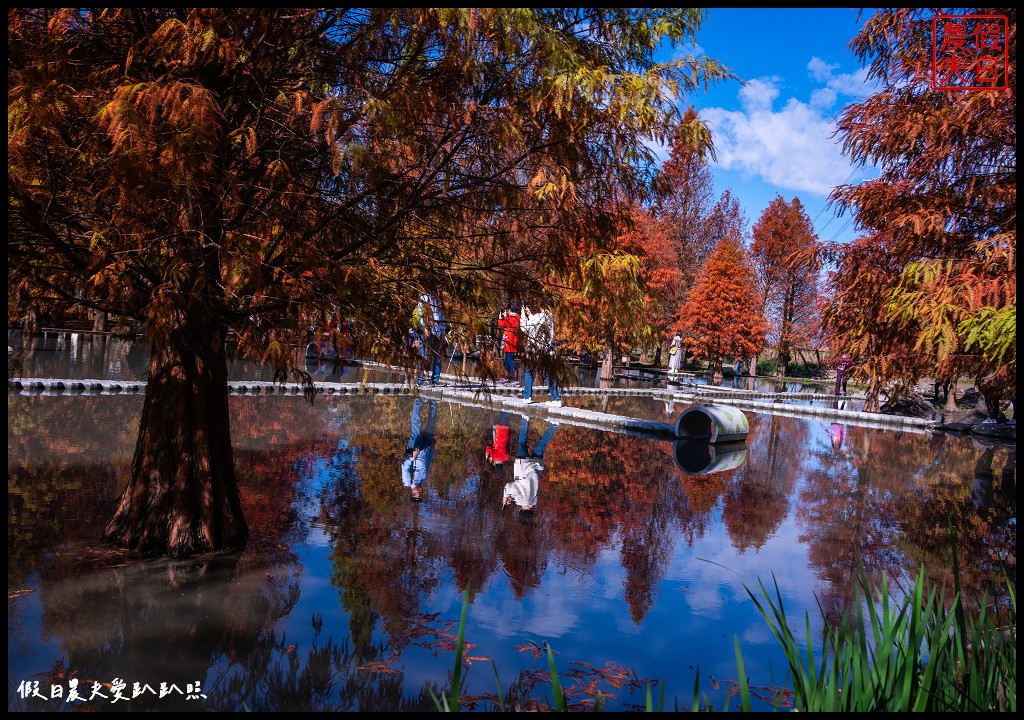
left=9, top=377, right=936, bottom=434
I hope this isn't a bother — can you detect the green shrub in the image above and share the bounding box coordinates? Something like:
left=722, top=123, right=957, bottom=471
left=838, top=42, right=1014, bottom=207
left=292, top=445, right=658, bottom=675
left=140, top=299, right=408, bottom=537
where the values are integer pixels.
left=782, top=361, right=827, bottom=379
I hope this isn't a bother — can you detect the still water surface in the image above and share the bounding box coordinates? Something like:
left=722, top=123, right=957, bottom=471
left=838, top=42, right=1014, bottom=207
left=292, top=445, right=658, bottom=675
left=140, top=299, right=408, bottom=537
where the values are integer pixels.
left=7, top=333, right=1015, bottom=711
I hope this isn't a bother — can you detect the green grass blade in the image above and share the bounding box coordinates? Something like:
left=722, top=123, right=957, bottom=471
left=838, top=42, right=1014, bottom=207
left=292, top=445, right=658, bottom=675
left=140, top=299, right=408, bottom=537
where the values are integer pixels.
left=734, top=635, right=753, bottom=712
left=545, top=643, right=566, bottom=711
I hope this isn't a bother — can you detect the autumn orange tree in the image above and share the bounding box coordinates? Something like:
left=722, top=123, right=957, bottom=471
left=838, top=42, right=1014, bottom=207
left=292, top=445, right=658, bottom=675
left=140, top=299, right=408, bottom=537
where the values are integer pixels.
left=651, top=106, right=719, bottom=361
left=822, top=7, right=1016, bottom=417
left=7, top=9, right=731, bottom=557
left=678, top=233, right=767, bottom=376
left=750, top=195, right=821, bottom=377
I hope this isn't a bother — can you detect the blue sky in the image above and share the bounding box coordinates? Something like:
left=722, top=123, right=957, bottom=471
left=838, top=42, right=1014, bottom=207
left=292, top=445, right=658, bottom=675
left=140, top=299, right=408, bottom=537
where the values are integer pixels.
left=655, top=7, right=881, bottom=247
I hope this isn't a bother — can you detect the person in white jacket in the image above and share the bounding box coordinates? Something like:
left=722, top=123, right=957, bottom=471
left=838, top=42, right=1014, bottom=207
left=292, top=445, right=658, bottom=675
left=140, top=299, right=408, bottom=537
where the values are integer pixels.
left=520, top=295, right=562, bottom=406
left=504, top=415, right=559, bottom=521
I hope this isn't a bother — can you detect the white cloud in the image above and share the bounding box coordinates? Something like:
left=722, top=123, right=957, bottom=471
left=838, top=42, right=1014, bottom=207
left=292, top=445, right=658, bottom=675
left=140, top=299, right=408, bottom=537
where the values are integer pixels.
left=807, top=57, right=839, bottom=83
left=700, top=77, right=854, bottom=197
left=808, top=56, right=873, bottom=98
left=810, top=87, right=838, bottom=109
left=826, top=67, right=873, bottom=98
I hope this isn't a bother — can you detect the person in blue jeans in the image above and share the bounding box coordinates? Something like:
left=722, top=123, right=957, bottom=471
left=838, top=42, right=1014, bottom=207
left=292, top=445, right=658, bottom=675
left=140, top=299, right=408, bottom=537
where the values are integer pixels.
left=414, top=292, right=448, bottom=385
left=402, top=397, right=438, bottom=501
left=520, top=296, right=561, bottom=406
left=504, top=416, right=559, bottom=521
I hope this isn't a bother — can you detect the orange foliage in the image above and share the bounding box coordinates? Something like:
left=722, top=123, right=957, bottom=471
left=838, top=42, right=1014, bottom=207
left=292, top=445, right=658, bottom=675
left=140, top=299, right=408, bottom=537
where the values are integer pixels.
left=750, top=195, right=820, bottom=375
left=823, top=8, right=1015, bottom=412
left=678, top=237, right=767, bottom=373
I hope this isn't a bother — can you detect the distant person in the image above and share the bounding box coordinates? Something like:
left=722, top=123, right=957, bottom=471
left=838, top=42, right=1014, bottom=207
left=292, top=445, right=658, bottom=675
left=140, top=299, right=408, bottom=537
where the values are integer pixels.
left=668, top=332, right=683, bottom=374
left=497, top=305, right=521, bottom=385
left=835, top=353, right=852, bottom=396
left=520, top=295, right=562, bottom=407
left=505, top=416, right=559, bottom=521
left=413, top=292, right=448, bottom=385
left=486, top=412, right=512, bottom=468
left=402, top=397, right=438, bottom=502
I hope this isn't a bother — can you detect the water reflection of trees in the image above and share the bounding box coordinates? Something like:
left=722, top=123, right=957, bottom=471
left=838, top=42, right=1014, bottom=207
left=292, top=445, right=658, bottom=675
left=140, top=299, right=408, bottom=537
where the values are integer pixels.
left=8, top=395, right=138, bottom=583
left=800, top=426, right=1015, bottom=624
left=722, top=415, right=804, bottom=551
left=10, top=392, right=1015, bottom=710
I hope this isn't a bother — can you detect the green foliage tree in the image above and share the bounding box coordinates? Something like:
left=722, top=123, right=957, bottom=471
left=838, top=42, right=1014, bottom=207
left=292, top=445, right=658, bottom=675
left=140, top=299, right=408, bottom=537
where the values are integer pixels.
left=652, top=106, right=719, bottom=360
left=560, top=206, right=676, bottom=380
left=8, top=8, right=730, bottom=557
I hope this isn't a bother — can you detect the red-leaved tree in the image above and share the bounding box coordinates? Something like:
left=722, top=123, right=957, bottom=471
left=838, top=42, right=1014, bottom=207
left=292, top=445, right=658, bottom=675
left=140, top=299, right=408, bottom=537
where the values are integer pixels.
left=679, top=235, right=767, bottom=375
left=750, top=195, right=820, bottom=377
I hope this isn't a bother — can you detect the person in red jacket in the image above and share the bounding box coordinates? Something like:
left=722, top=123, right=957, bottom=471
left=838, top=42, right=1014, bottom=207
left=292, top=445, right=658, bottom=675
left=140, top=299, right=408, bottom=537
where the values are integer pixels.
left=485, top=412, right=512, bottom=467
left=497, top=305, right=521, bottom=385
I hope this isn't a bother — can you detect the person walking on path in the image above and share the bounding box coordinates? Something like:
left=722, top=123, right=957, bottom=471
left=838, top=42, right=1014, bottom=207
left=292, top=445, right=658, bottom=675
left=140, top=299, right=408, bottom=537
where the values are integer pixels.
left=505, top=416, right=559, bottom=520
left=667, top=331, right=683, bottom=374
left=520, top=295, right=562, bottom=407
left=413, top=292, right=448, bottom=385
left=497, top=305, right=521, bottom=385
left=402, top=397, right=438, bottom=502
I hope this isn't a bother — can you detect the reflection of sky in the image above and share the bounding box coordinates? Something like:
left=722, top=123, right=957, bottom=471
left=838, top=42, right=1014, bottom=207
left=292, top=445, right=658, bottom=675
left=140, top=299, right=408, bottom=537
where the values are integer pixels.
left=9, top=345, right=1014, bottom=712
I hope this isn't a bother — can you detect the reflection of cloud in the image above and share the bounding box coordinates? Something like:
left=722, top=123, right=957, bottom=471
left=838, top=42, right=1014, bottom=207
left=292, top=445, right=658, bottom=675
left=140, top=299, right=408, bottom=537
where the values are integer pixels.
left=665, top=521, right=820, bottom=640
left=472, top=581, right=582, bottom=639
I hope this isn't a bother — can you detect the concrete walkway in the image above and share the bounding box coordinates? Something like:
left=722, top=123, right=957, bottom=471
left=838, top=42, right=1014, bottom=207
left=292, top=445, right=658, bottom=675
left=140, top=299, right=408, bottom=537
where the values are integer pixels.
left=9, top=367, right=937, bottom=438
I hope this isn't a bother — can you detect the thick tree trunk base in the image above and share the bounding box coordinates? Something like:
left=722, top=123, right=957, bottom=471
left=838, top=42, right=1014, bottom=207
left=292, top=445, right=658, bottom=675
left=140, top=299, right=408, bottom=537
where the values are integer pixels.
left=103, top=325, right=248, bottom=558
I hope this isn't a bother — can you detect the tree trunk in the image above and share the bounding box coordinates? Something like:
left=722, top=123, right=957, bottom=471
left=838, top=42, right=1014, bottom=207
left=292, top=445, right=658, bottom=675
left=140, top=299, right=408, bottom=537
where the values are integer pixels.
left=103, top=319, right=248, bottom=558
left=600, top=334, right=615, bottom=381
left=92, top=310, right=109, bottom=333
left=946, top=381, right=958, bottom=410
left=979, top=375, right=1006, bottom=421
left=21, top=307, right=40, bottom=336
left=863, top=376, right=883, bottom=413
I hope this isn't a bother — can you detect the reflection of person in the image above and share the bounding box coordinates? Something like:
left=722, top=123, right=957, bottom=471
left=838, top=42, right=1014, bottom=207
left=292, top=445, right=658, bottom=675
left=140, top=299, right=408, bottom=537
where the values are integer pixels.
left=486, top=412, right=512, bottom=467
left=497, top=306, right=521, bottom=384
left=505, top=416, right=559, bottom=520
left=521, top=295, right=561, bottom=406
left=413, top=292, right=448, bottom=385
left=668, top=332, right=683, bottom=373
left=402, top=397, right=438, bottom=501
left=830, top=422, right=846, bottom=451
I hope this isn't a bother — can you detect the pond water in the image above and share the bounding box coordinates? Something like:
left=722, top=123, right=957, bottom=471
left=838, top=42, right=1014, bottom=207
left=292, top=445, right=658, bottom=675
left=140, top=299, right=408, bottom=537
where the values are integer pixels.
left=7, top=333, right=1016, bottom=712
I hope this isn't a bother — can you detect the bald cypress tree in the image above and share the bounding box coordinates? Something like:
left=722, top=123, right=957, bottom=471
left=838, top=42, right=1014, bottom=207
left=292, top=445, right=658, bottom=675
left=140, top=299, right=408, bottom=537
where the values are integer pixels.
left=9, top=8, right=730, bottom=556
